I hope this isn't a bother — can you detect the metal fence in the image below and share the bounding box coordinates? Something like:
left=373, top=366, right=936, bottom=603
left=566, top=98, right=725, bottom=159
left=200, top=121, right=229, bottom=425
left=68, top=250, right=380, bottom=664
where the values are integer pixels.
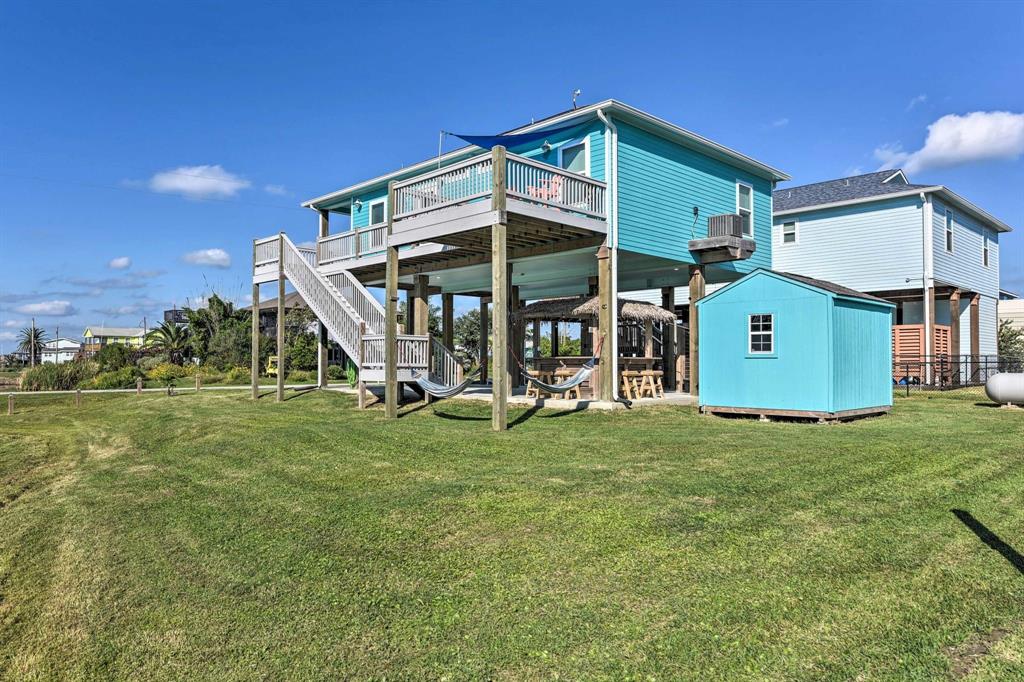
left=894, top=354, right=1023, bottom=397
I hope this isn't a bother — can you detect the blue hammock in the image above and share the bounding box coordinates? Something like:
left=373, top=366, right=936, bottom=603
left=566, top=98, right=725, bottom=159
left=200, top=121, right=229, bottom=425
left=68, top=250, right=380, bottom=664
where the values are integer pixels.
left=521, top=357, right=597, bottom=395
left=412, top=369, right=481, bottom=399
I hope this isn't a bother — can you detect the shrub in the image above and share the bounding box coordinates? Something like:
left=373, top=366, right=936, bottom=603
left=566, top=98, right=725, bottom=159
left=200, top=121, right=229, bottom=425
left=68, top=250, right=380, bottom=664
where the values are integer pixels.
left=137, top=355, right=169, bottom=374
left=95, top=343, right=133, bottom=372
left=287, top=370, right=316, bottom=384
left=20, top=361, right=98, bottom=391
left=146, top=363, right=187, bottom=382
left=326, top=364, right=344, bottom=381
left=88, top=367, right=140, bottom=390
left=346, top=362, right=358, bottom=388
left=225, top=366, right=250, bottom=384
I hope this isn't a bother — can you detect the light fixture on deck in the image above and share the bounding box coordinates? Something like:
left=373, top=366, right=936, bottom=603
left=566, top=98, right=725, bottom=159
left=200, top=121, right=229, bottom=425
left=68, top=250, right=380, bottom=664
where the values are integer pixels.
left=353, top=199, right=362, bottom=211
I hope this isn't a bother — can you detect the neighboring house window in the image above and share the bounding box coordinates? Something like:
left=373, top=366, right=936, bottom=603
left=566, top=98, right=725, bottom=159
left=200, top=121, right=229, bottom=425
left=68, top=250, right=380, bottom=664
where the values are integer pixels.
left=781, top=221, right=797, bottom=244
left=945, top=209, right=954, bottom=252
left=749, top=314, right=774, bottom=354
left=983, top=231, right=990, bottom=267
left=369, top=200, right=385, bottom=226
left=736, top=182, right=753, bottom=237
left=558, top=138, right=589, bottom=176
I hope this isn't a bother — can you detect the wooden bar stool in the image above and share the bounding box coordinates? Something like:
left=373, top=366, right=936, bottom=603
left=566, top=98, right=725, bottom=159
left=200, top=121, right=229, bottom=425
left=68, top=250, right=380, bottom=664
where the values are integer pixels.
left=620, top=370, right=642, bottom=400
left=639, top=369, right=665, bottom=399
left=553, top=367, right=582, bottom=400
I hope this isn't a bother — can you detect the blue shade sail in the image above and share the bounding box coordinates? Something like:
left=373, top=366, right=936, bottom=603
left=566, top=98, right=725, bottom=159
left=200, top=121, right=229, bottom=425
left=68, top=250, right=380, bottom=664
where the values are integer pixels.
left=449, top=123, right=584, bottom=150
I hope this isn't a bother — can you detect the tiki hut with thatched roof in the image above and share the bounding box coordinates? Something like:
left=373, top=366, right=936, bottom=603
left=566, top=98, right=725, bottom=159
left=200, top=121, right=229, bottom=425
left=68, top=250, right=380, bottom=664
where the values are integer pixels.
left=514, top=296, right=677, bottom=324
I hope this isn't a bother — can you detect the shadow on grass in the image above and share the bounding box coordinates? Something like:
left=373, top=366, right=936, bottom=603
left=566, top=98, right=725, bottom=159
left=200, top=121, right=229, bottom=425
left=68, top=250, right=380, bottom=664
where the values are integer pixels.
left=952, top=509, right=1024, bottom=576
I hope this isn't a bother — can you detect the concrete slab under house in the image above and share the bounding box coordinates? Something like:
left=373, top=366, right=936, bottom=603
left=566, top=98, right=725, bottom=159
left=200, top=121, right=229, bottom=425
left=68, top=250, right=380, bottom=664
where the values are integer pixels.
left=250, top=99, right=789, bottom=429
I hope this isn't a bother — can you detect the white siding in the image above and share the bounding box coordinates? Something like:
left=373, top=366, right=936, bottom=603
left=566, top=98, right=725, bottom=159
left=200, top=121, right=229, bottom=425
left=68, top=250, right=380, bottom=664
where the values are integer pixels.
left=999, top=299, right=1024, bottom=332
left=980, top=295, right=998, bottom=355
left=772, top=196, right=924, bottom=293
left=931, top=198, right=1000, bottom=298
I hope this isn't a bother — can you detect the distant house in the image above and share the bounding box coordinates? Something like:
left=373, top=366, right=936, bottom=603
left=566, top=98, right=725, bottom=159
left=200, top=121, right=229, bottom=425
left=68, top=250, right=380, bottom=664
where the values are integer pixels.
left=82, top=326, right=147, bottom=355
left=41, top=337, right=82, bottom=364
left=257, top=291, right=308, bottom=334
left=1000, top=292, right=1024, bottom=333
left=772, top=170, right=1012, bottom=361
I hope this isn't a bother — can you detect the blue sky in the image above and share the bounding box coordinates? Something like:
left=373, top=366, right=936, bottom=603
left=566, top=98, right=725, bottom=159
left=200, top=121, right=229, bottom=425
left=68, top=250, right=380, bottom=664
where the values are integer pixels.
left=2, top=0, right=1022, bottom=349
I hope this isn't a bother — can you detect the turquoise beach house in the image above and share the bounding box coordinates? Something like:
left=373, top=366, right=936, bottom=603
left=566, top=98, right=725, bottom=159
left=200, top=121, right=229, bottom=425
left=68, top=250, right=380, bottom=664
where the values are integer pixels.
left=251, top=99, right=789, bottom=429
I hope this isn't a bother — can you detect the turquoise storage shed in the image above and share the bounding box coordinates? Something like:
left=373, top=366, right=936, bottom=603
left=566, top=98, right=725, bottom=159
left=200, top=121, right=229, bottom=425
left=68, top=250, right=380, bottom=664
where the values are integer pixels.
left=695, top=270, right=895, bottom=421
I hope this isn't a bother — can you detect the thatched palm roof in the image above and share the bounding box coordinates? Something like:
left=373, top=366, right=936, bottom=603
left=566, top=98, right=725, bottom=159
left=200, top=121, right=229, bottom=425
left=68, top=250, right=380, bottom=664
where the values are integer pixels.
left=514, top=296, right=676, bottom=323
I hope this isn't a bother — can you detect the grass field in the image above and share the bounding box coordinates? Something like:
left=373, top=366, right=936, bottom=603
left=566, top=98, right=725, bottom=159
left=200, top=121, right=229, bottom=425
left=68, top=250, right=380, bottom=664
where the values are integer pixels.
left=1, top=391, right=1023, bottom=680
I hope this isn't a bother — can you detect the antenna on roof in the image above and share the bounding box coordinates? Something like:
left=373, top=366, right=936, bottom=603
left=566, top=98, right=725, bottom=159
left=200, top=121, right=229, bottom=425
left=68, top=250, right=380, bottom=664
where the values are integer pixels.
left=572, top=89, right=582, bottom=110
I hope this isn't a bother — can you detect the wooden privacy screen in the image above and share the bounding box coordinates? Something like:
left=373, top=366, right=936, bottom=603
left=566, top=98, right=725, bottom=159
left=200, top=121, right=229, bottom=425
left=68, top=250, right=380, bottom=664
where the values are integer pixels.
left=892, top=324, right=951, bottom=359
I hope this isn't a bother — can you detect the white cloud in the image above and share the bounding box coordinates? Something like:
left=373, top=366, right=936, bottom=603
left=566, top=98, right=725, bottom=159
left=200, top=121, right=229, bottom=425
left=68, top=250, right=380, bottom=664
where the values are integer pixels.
left=906, top=94, right=927, bottom=112
left=147, top=164, right=251, bottom=199
left=875, top=111, right=1024, bottom=173
left=94, top=304, right=145, bottom=316
left=264, top=184, right=289, bottom=196
left=14, top=300, right=77, bottom=316
left=0, top=331, right=17, bottom=342
left=843, top=166, right=865, bottom=177
left=769, top=117, right=789, bottom=128
left=183, top=248, right=232, bottom=268
left=3, top=319, right=25, bottom=328
left=108, top=256, right=132, bottom=269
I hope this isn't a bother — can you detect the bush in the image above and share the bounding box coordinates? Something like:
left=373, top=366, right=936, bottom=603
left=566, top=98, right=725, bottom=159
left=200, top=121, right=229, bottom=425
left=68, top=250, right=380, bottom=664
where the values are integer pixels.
left=88, top=367, right=140, bottom=390
left=146, top=363, right=187, bottom=382
left=95, top=343, right=133, bottom=372
left=286, top=370, right=316, bottom=384
left=137, top=355, right=169, bottom=374
left=225, top=366, right=250, bottom=384
left=326, top=364, right=344, bottom=381
left=20, top=361, right=98, bottom=391
left=346, top=362, right=358, bottom=388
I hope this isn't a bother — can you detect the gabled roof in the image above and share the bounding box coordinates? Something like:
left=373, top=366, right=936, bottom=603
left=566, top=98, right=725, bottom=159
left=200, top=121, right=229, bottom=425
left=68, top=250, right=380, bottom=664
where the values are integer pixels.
left=303, top=99, right=789, bottom=211
left=83, top=326, right=145, bottom=337
left=695, top=269, right=894, bottom=308
left=773, top=169, right=1013, bottom=233
left=773, top=170, right=933, bottom=212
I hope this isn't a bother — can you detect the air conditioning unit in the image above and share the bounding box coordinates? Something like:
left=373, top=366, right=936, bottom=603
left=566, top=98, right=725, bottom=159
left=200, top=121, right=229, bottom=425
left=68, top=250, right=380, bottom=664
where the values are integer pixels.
left=707, top=213, right=744, bottom=238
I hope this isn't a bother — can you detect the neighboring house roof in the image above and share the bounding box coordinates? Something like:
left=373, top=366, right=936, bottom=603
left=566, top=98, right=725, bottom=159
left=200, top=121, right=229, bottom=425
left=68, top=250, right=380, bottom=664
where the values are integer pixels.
left=43, top=338, right=82, bottom=349
left=774, top=169, right=1012, bottom=233
left=84, top=326, right=145, bottom=338
left=1000, top=289, right=1019, bottom=300
left=303, top=99, right=790, bottom=211
left=258, top=291, right=307, bottom=311
left=696, top=269, right=894, bottom=308
left=773, top=170, right=932, bottom=212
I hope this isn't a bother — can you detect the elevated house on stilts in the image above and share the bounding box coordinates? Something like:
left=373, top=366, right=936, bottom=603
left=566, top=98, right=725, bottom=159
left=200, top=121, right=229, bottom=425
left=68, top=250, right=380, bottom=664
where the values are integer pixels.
left=251, top=100, right=789, bottom=430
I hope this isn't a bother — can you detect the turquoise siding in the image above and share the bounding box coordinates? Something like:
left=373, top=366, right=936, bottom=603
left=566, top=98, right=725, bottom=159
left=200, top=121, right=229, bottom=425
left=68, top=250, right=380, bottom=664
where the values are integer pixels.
left=697, top=271, right=893, bottom=414
left=511, top=119, right=606, bottom=182
left=831, top=299, right=893, bottom=412
left=772, top=196, right=923, bottom=292
left=351, top=186, right=388, bottom=229
left=616, top=121, right=773, bottom=272
left=931, top=198, right=999, bottom=299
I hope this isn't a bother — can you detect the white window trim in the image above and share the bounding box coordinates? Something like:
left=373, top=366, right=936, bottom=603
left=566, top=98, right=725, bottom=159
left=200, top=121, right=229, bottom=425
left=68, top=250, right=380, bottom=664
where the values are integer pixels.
left=780, top=220, right=798, bottom=245
left=557, top=136, right=590, bottom=177
left=748, top=313, right=774, bottom=355
left=983, top=230, right=990, bottom=268
left=736, top=181, right=754, bottom=238
left=945, top=209, right=954, bottom=253
left=368, top=198, right=386, bottom=227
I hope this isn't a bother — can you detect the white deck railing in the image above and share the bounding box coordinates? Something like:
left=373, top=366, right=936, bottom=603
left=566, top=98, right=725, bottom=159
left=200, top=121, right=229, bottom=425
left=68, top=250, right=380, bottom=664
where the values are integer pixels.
left=430, top=338, right=463, bottom=387
left=393, top=150, right=606, bottom=221
left=318, top=224, right=388, bottom=266
left=361, top=334, right=430, bottom=374
left=326, top=271, right=385, bottom=334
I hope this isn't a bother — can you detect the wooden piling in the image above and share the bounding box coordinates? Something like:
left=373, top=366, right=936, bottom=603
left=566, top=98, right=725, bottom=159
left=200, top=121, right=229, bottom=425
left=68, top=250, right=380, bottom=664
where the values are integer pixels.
left=277, top=233, right=286, bottom=403
left=491, top=146, right=508, bottom=431
left=384, top=181, right=399, bottom=420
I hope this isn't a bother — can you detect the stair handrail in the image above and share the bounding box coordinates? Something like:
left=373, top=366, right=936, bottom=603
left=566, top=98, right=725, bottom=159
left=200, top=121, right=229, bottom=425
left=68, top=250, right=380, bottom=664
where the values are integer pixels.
left=334, top=270, right=386, bottom=334
left=430, top=337, right=463, bottom=386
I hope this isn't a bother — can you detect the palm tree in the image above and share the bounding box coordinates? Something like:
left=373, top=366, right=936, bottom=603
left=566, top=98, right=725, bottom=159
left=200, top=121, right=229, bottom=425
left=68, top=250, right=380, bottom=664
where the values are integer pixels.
left=18, top=324, right=47, bottom=367
left=147, top=321, right=191, bottom=365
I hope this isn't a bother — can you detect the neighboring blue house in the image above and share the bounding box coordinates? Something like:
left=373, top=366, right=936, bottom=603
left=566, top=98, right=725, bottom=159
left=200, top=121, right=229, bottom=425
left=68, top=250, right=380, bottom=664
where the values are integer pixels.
left=772, top=170, right=1012, bottom=362
left=252, top=99, right=790, bottom=427
left=697, top=270, right=894, bottom=420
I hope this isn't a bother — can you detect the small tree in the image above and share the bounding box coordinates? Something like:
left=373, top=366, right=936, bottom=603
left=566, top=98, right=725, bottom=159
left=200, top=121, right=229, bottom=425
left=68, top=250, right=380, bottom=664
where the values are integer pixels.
left=17, top=325, right=48, bottom=367
left=147, top=321, right=190, bottom=365
left=998, top=320, right=1024, bottom=360
left=95, top=343, right=132, bottom=372
left=453, top=308, right=481, bottom=362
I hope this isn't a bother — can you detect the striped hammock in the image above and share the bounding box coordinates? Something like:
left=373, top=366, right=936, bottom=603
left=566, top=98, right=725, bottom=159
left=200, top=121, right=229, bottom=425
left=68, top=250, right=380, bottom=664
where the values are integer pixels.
left=412, top=369, right=481, bottom=399
left=521, top=358, right=596, bottom=394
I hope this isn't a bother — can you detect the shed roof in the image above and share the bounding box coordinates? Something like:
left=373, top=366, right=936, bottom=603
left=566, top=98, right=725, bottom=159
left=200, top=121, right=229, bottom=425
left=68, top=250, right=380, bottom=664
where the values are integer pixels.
left=514, top=295, right=677, bottom=323
left=695, top=270, right=895, bottom=308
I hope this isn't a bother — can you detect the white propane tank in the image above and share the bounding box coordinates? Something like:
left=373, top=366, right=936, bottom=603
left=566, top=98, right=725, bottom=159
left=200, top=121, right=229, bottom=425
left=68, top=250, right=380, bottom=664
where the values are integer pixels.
left=985, top=373, right=1024, bottom=406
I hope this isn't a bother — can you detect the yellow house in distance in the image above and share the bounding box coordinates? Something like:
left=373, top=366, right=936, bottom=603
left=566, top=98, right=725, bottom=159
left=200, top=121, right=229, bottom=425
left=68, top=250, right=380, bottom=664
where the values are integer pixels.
left=82, top=326, right=148, bottom=354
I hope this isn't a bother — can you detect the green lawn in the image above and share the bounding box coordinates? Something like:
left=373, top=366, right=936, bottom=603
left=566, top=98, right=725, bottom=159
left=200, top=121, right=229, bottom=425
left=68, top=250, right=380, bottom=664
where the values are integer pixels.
left=2, top=391, right=1023, bottom=680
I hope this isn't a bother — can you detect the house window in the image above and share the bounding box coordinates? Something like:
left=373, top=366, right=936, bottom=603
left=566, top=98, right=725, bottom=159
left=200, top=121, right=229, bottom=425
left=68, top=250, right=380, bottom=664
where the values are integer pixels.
left=369, top=200, right=385, bottom=226
left=983, top=231, right=990, bottom=267
left=558, top=139, right=589, bottom=176
left=737, top=182, right=753, bottom=237
left=781, top=221, right=797, bottom=244
left=749, top=314, right=774, bottom=354
left=945, top=209, right=954, bottom=252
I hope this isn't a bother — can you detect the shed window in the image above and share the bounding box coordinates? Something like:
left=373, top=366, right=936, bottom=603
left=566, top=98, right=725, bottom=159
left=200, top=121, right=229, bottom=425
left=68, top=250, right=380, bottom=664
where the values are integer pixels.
left=945, top=209, right=954, bottom=252
left=781, top=221, right=797, bottom=244
left=749, top=314, right=773, bottom=354
left=370, top=200, right=385, bottom=226
left=559, top=140, right=588, bottom=176
left=737, top=183, right=753, bottom=236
